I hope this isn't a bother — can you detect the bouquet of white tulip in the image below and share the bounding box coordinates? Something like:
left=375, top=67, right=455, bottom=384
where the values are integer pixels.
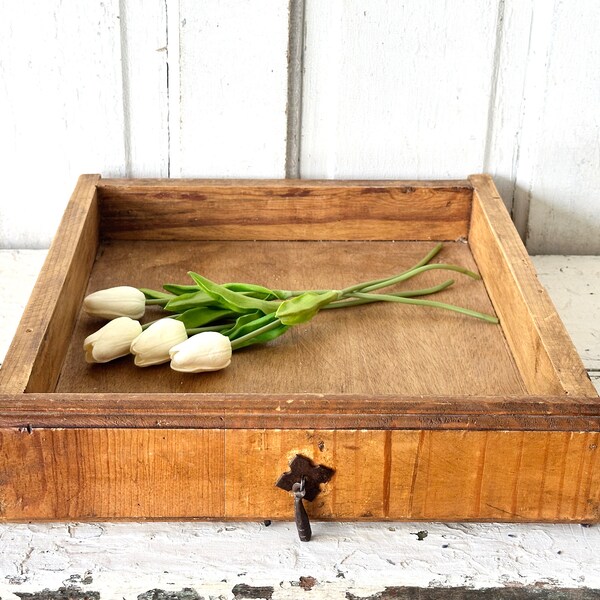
left=82, top=243, right=498, bottom=373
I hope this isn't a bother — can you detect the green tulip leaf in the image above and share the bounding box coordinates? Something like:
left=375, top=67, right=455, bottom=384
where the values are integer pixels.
left=164, top=281, right=287, bottom=300
left=275, top=290, right=339, bottom=325
left=174, top=307, right=235, bottom=329
left=164, top=291, right=215, bottom=313
left=232, top=321, right=289, bottom=349
left=224, top=282, right=283, bottom=300
left=163, top=283, right=201, bottom=296
left=188, top=272, right=280, bottom=315
left=222, top=311, right=263, bottom=339
left=226, top=312, right=289, bottom=349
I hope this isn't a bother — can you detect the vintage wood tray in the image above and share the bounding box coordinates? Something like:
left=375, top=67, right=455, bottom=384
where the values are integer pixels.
left=0, top=174, right=598, bottom=523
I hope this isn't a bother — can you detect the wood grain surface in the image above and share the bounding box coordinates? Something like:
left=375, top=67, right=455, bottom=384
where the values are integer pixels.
left=0, top=428, right=224, bottom=520
left=55, top=239, right=524, bottom=396
left=0, top=175, right=99, bottom=393
left=97, top=179, right=473, bottom=241
left=1, top=175, right=597, bottom=524
left=2, top=394, right=600, bottom=432
left=1, top=427, right=599, bottom=522
left=469, top=175, right=597, bottom=397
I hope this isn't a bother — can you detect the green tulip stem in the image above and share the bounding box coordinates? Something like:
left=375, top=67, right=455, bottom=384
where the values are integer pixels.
left=145, top=298, right=170, bottom=306
left=324, top=279, right=455, bottom=309
left=230, top=319, right=283, bottom=350
left=279, top=243, right=445, bottom=299
left=350, top=292, right=499, bottom=324
left=337, top=243, right=444, bottom=297
left=352, top=263, right=480, bottom=295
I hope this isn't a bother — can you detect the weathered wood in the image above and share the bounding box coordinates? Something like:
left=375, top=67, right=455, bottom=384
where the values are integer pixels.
left=97, top=179, right=473, bottom=241
left=532, top=255, right=600, bottom=372
left=2, top=428, right=598, bottom=521
left=468, top=174, right=597, bottom=397
left=344, top=589, right=600, bottom=599
left=56, top=239, right=523, bottom=396
left=1, top=174, right=597, bottom=524
left=0, top=175, right=99, bottom=393
left=1, top=394, right=600, bottom=431
left=0, top=428, right=224, bottom=520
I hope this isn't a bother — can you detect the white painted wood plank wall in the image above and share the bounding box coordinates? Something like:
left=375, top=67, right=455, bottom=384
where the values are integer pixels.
left=0, top=1, right=599, bottom=252
left=174, top=0, right=289, bottom=178
left=301, top=1, right=500, bottom=180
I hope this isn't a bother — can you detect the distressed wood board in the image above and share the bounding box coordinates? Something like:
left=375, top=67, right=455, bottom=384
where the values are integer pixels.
left=0, top=175, right=597, bottom=524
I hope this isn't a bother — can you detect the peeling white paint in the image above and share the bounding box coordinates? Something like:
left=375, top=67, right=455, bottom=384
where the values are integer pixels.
left=1, top=522, right=600, bottom=598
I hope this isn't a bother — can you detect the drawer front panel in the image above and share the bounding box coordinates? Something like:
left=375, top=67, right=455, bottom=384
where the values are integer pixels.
left=0, top=428, right=598, bottom=522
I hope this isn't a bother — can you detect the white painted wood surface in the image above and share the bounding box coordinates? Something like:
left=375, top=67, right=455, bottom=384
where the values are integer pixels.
left=1, top=1, right=600, bottom=251
left=533, top=256, right=600, bottom=376
left=484, top=0, right=535, bottom=230
left=519, top=1, right=600, bottom=254
left=173, top=1, right=289, bottom=178
left=0, top=1, right=127, bottom=248
left=0, top=251, right=599, bottom=598
left=300, top=1, right=501, bottom=179
left=120, top=0, right=169, bottom=177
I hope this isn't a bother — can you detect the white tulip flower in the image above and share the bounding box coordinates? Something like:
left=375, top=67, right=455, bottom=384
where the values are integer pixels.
left=83, top=286, right=146, bottom=320
left=84, top=317, right=142, bottom=364
left=130, top=318, right=187, bottom=367
left=169, top=331, right=233, bottom=373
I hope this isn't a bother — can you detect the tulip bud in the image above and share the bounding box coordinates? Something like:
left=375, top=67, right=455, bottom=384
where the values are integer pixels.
left=83, top=286, right=146, bottom=320
left=130, top=318, right=187, bottom=367
left=169, top=332, right=233, bottom=373
left=84, top=317, right=142, bottom=364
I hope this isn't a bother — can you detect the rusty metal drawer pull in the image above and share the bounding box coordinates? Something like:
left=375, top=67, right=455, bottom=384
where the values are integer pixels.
left=276, top=454, right=335, bottom=542
left=292, top=477, right=312, bottom=541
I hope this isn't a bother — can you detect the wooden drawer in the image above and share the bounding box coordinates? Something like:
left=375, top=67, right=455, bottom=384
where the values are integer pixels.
left=0, top=175, right=597, bottom=522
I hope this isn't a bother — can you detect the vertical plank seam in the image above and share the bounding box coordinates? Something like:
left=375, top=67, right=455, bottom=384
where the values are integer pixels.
left=511, top=0, right=559, bottom=245
left=118, top=0, right=132, bottom=177
left=165, top=0, right=181, bottom=178
left=285, top=0, right=306, bottom=178
left=510, top=11, right=538, bottom=244
left=482, top=0, right=506, bottom=181
left=506, top=7, right=535, bottom=235
left=165, top=0, right=171, bottom=177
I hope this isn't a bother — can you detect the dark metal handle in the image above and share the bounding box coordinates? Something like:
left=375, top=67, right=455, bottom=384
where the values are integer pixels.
left=292, top=479, right=312, bottom=542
